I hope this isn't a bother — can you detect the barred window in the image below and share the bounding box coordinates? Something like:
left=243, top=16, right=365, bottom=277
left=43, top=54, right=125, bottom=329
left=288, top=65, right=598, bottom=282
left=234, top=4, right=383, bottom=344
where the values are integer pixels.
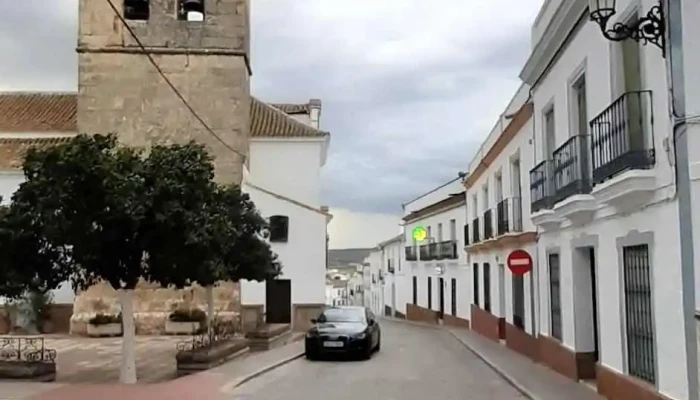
left=451, top=278, right=457, bottom=316
left=412, top=276, right=417, bottom=305
left=483, top=263, right=491, bottom=312
left=549, top=253, right=562, bottom=340
left=473, top=263, right=479, bottom=305
left=623, top=244, right=655, bottom=384
left=512, top=273, right=525, bottom=330
left=427, top=277, right=432, bottom=309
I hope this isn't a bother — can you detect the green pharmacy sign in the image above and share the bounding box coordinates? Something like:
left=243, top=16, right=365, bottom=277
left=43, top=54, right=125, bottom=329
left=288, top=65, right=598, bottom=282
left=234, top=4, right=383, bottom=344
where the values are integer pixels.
left=412, top=226, right=427, bottom=241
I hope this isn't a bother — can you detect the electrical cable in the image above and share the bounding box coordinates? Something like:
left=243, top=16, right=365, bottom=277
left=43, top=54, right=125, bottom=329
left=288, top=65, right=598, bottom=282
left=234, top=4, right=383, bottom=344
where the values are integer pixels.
left=103, top=0, right=247, bottom=162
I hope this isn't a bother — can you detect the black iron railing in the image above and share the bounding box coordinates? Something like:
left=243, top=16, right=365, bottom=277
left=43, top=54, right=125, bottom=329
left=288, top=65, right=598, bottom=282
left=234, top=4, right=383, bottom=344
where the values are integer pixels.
left=497, top=199, right=510, bottom=236
left=552, top=134, right=591, bottom=205
left=0, top=337, right=56, bottom=363
left=177, top=318, right=235, bottom=353
left=589, top=90, right=655, bottom=185
left=405, top=246, right=417, bottom=261
left=512, top=196, right=523, bottom=232
left=530, top=160, right=553, bottom=212
left=483, top=209, right=494, bottom=240
left=428, top=242, right=439, bottom=260
left=463, top=224, right=470, bottom=246
left=419, top=244, right=431, bottom=260
left=472, top=218, right=480, bottom=243
left=437, top=240, right=457, bottom=259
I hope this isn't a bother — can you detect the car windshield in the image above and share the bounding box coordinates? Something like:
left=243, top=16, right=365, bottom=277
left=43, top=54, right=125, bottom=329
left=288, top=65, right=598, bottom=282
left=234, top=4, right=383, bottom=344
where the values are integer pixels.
left=318, top=308, right=365, bottom=323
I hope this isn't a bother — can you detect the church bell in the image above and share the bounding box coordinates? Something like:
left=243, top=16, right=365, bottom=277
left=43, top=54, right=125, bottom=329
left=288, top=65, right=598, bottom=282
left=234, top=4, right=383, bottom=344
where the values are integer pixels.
left=181, top=0, right=205, bottom=14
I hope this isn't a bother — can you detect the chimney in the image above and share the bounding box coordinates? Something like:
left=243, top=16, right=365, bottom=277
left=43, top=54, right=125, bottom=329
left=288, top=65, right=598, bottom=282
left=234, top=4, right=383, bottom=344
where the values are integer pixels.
left=309, top=98, right=322, bottom=129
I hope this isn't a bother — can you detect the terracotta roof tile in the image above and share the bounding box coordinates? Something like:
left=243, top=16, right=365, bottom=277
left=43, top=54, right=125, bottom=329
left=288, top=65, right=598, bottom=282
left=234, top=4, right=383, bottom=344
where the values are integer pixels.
left=0, top=137, right=74, bottom=169
left=268, top=103, right=310, bottom=115
left=250, top=98, right=328, bottom=138
left=0, top=92, right=77, bottom=132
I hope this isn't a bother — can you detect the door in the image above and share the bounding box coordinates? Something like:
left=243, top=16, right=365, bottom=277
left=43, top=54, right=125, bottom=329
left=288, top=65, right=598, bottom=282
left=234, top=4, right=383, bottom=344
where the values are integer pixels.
left=391, top=283, right=396, bottom=318
left=438, top=277, right=445, bottom=318
left=589, top=248, right=600, bottom=362
left=265, top=279, right=292, bottom=324
left=621, top=15, right=644, bottom=152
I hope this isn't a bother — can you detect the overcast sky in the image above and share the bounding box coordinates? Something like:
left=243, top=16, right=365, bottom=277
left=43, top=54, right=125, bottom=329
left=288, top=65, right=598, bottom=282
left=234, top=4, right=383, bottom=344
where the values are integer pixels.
left=0, top=0, right=542, bottom=216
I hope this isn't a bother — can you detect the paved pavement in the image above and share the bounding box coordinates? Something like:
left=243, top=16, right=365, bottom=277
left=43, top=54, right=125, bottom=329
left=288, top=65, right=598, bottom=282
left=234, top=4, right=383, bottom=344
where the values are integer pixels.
left=227, top=320, right=527, bottom=400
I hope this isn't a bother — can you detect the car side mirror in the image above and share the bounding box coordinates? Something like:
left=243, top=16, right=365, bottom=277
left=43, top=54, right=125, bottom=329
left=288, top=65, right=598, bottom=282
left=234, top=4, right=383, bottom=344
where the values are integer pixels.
left=310, top=318, right=317, bottom=324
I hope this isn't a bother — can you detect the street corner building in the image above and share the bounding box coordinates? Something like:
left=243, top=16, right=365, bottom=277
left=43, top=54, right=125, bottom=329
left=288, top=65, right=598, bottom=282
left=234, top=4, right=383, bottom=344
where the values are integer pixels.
left=0, top=0, right=331, bottom=337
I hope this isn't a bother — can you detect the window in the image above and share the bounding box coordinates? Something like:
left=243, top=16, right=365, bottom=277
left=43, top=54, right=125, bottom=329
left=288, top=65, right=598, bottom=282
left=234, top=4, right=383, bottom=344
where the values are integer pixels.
left=437, top=223, right=443, bottom=242
left=623, top=244, right=655, bottom=384
left=544, top=107, right=556, bottom=159
left=124, top=0, right=149, bottom=20
left=483, top=263, right=491, bottom=312
left=412, top=276, right=417, bottom=305
left=268, top=215, right=289, bottom=242
left=178, top=0, right=205, bottom=21
left=427, top=226, right=432, bottom=240
left=549, top=253, right=562, bottom=340
left=473, top=263, right=479, bottom=305
left=449, top=219, right=456, bottom=241
left=427, top=277, right=432, bottom=309
left=512, top=273, right=525, bottom=330
left=451, top=278, right=457, bottom=316
left=573, top=74, right=587, bottom=137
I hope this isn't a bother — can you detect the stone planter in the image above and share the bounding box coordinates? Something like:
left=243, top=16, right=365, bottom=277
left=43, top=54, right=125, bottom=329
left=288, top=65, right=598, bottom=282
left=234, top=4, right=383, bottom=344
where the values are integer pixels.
left=165, top=320, right=201, bottom=335
left=87, top=323, right=122, bottom=337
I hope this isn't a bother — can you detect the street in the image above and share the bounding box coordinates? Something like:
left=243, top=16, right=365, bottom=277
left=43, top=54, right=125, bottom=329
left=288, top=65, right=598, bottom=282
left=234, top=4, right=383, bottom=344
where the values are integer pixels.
left=228, top=320, right=526, bottom=400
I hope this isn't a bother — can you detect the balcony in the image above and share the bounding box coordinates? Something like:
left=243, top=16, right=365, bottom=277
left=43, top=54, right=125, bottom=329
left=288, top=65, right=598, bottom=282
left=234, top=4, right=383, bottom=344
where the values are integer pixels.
left=497, top=197, right=524, bottom=236
left=483, top=209, right=494, bottom=240
left=589, top=91, right=657, bottom=212
left=529, top=160, right=562, bottom=230
left=472, top=218, right=480, bottom=243
left=437, top=240, right=457, bottom=260
left=428, top=242, right=439, bottom=260
left=419, top=244, right=431, bottom=261
left=551, top=135, right=597, bottom=225
left=405, top=246, right=417, bottom=261
left=463, top=224, right=470, bottom=246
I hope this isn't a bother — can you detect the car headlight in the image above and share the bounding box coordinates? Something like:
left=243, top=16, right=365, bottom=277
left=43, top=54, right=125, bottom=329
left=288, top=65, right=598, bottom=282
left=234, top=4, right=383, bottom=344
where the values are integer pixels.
left=354, top=332, right=366, bottom=339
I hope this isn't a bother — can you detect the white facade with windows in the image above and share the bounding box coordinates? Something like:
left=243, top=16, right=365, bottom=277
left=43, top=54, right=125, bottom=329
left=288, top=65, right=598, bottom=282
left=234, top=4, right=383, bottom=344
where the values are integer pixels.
left=520, top=0, right=691, bottom=398
left=400, top=178, right=470, bottom=321
left=463, top=83, right=539, bottom=338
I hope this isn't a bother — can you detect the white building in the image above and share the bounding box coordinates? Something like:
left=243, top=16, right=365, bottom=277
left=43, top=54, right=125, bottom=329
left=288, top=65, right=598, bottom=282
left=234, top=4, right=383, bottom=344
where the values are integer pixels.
left=463, top=83, right=539, bottom=351
left=376, top=234, right=403, bottom=317
left=362, top=251, right=384, bottom=316
left=516, top=0, right=691, bottom=398
left=242, top=99, right=332, bottom=331
left=400, top=177, right=471, bottom=326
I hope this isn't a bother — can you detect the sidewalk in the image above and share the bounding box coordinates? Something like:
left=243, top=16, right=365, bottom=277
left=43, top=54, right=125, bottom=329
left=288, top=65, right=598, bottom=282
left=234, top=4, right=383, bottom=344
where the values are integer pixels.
left=446, top=327, right=603, bottom=400
left=1, top=338, right=304, bottom=400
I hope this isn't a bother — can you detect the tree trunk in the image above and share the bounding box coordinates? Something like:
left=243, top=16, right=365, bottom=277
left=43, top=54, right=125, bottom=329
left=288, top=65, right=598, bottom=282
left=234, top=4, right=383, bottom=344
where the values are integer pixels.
left=206, top=285, right=214, bottom=333
left=118, top=289, right=137, bottom=384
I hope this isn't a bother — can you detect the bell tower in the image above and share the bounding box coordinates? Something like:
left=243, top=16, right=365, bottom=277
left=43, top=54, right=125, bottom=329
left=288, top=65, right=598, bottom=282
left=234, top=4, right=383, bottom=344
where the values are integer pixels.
left=76, top=0, right=251, bottom=184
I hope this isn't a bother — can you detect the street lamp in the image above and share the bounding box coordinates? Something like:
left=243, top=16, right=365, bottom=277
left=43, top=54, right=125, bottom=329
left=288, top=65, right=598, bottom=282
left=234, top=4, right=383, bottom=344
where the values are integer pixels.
left=588, top=0, right=665, bottom=55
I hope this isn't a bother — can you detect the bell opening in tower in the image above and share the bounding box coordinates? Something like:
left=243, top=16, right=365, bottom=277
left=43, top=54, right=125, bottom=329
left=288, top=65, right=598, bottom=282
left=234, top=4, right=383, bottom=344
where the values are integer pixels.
left=124, top=0, right=149, bottom=20
left=178, top=0, right=205, bottom=21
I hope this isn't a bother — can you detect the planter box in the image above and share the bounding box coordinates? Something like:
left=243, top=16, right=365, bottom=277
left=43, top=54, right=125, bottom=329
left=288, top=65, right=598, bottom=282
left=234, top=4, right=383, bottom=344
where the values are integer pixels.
left=87, top=323, right=122, bottom=337
left=165, top=320, right=201, bottom=335
left=0, top=361, right=56, bottom=382
left=176, top=338, right=249, bottom=376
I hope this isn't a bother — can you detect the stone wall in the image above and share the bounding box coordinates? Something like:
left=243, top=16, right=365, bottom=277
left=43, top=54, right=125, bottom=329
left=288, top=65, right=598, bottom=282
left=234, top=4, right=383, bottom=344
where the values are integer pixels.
left=70, top=280, right=240, bottom=335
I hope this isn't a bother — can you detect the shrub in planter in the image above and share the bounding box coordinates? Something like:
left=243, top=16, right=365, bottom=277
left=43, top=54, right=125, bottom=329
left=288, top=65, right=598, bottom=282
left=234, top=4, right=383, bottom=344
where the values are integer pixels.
left=87, top=313, right=123, bottom=337
left=167, top=309, right=206, bottom=335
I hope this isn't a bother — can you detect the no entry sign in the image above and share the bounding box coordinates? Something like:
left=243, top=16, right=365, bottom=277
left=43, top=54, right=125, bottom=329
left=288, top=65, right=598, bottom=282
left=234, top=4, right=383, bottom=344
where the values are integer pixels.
left=507, top=249, right=532, bottom=275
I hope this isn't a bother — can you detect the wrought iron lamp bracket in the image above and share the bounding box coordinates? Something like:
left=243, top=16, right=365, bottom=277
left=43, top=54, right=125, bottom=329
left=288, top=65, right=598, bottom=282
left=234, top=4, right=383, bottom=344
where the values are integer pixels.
left=594, top=4, right=665, bottom=56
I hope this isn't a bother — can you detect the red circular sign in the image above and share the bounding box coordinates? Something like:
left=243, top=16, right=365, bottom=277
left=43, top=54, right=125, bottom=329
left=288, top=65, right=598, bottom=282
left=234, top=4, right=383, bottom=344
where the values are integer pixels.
left=507, top=249, right=532, bottom=275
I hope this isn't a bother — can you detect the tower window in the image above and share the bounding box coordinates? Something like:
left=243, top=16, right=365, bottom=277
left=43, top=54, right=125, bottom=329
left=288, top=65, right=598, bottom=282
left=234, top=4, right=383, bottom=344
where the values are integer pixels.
left=268, top=215, right=289, bottom=243
left=124, top=0, right=149, bottom=20
left=178, top=0, right=205, bottom=21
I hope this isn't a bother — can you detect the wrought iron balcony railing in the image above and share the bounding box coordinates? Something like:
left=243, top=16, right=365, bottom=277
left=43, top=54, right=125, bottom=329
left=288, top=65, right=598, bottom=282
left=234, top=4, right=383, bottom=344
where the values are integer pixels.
left=463, top=223, right=470, bottom=246
left=530, top=159, right=553, bottom=213
left=552, top=134, right=591, bottom=205
left=419, top=244, right=431, bottom=260
left=589, top=90, right=656, bottom=185
left=428, top=242, right=439, bottom=260
left=437, top=240, right=457, bottom=259
left=497, top=199, right=510, bottom=236
left=483, top=209, right=494, bottom=240
left=496, top=197, right=524, bottom=236
left=405, top=246, right=417, bottom=261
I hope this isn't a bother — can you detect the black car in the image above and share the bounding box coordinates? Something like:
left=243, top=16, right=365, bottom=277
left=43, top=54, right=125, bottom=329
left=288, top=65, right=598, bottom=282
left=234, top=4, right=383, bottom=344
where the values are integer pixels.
left=304, top=306, right=381, bottom=360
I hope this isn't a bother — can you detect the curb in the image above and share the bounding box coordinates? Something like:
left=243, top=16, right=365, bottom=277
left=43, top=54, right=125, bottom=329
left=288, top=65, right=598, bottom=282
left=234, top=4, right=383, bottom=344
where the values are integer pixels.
left=219, top=351, right=304, bottom=393
left=445, top=329, right=540, bottom=400
left=381, top=317, right=442, bottom=330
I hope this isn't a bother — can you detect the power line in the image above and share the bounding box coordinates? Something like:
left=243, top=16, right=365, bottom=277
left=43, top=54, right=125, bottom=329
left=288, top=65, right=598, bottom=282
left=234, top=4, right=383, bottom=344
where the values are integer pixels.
left=103, top=0, right=247, bottom=162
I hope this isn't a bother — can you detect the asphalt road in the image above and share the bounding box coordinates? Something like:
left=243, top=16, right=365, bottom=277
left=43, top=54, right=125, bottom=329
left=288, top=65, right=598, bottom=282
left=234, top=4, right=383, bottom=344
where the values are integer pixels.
left=228, top=320, right=527, bottom=400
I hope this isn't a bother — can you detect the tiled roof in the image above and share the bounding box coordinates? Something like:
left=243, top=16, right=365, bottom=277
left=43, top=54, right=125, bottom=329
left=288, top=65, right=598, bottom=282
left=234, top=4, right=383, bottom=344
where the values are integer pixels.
left=0, top=92, right=77, bottom=132
left=268, top=103, right=310, bottom=115
left=0, top=137, right=74, bottom=169
left=250, top=98, right=328, bottom=138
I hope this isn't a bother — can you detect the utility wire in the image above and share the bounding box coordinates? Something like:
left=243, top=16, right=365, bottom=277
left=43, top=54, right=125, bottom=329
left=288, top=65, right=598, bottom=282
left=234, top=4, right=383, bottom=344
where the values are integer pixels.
left=103, top=0, right=247, bottom=162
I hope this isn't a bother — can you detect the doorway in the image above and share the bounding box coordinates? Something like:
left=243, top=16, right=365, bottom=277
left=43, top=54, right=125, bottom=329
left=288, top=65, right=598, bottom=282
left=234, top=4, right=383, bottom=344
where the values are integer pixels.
left=588, top=248, right=599, bottom=363
left=572, top=246, right=600, bottom=381
left=266, top=279, right=292, bottom=324
left=438, top=277, right=445, bottom=319
left=498, top=264, right=506, bottom=319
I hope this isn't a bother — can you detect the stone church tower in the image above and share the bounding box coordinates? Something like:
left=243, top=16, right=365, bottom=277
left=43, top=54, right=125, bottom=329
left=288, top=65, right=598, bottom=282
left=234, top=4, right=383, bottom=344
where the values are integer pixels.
left=70, top=0, right=251, bottom=334
left=77, top=0, right=250, bottom=184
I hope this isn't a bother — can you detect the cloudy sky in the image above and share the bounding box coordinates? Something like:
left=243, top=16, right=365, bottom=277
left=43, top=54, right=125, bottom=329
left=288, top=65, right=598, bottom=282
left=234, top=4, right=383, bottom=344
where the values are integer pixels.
left=0, top=0, right=542, bottom=216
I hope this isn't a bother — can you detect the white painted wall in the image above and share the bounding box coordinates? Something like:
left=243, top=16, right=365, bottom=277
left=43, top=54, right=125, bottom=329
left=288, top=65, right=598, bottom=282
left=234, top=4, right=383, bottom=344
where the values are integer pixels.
left=403, top=179, right=464, bottom=216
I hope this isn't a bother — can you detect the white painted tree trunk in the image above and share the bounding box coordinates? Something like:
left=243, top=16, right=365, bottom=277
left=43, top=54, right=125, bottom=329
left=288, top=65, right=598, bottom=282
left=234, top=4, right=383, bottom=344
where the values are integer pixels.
left=118, top=289, right=137, bottom=384
left=206, top=285, right=214, bottom=333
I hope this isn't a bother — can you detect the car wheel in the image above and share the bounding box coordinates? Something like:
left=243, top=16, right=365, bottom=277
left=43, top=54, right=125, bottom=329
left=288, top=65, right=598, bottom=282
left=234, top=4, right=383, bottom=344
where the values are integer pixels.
left=305, top=348, right=316, bottom=361
left=361, top=339, right=373, bottom=360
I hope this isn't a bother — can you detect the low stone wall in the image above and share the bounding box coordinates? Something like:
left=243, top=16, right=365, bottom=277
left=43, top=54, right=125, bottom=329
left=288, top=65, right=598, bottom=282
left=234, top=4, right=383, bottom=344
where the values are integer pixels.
left=443, top=314, right=470, bottom=329
left=292, top=304, right=324, bottom=332
left=504, top=322, right=538, bottom=361
left=70, top=280, right=241, bottom=335
left=470, top=305, right=503, bottom=341
left=0, top=303, right=72, bottom=334
left=240, top=304, right=264, bottom=333
left=405, top=304, right=439, bottom=324
left=537, top=334, right=596, bottom=381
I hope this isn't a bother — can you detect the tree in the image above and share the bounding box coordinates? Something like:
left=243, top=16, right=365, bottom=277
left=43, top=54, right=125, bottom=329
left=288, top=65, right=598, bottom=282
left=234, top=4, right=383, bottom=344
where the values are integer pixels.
left=10, top=134, right=149, bottom=383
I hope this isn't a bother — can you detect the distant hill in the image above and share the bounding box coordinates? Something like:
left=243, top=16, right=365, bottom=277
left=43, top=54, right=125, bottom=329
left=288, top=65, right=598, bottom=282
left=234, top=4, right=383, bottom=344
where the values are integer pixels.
left=328, top=248, right=374, bottom=268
